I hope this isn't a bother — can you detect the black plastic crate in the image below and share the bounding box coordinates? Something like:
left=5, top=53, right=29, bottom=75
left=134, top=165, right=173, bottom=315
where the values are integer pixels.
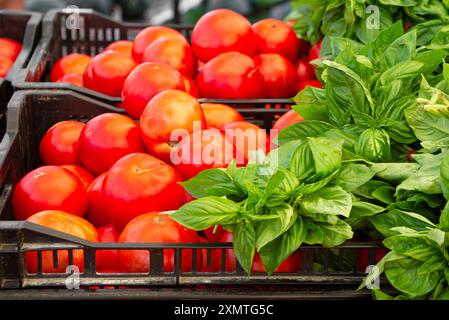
left=0, top=91, right=385, bottom=298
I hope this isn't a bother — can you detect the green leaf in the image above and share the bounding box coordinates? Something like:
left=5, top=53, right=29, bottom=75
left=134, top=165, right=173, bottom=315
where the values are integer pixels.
left=355, top=128, right=391, bottom=162
left=370, top=162, right=419, bottom=183
left=233, top=221, right=256, bottom=275
left=265, top=140, right=302, bottom=171
left=370, top=209, right=436, bottom=237
left=295, top=170, right=339, bottom=195
left=350, top=201, right=385, bottom=219
left=441, top=154, right=449, bottom=200
left=439, top=202, right=449, bottom=232
left=379, top=29, right=417, bottom=70
left=331, top=163, right=375, bottom=191
left=292, top=86, right=329, bottom=122
left=258, top=170, right=299, bottom=208
left=180, top=169, right=241, bottom=199
left=276, top=121, right=334, bottom=145
left=300, top=186, right=352, bottom=218
left=315, top=220, right=353, bottom=247
left=383, top=235, right=442, bottom=262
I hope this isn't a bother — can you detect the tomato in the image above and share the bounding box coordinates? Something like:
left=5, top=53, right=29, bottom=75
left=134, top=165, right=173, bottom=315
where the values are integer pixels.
left=296, top=57, right=315, bottom=82
left=251, top=251, right=301, bottom=273
left=50, top=53, right=91, bottom=82
left=252, top=18, right=299, bottom=62
left=83, top=51, right=137, bottom=97
left=104, top=40, right=133, bottom=58
left=191, top=9, right=257, bottom=62
left=182, top=76, right=199, bottom=98
left=254, top=53, right=297, bottom=98
left=142, top=37, right=197, bottom=78
left=122, top=62, right=186, bottom=119
left=0, top=55, right=14, bottom=77
left=404, top=22, right=413, bottom=32
left=132, top=26, right=187, bottom=63
left=196, top=52, right=262, bottom=99
left=12, top=166, right=88, bottom=221
left=26, top=210, right=98, bottom=273
left=96, top=224, right=120, bottom=273
left=358, top=244, right=388, bottom=272
left=56, top=73, right=83, bottom=87
left=308, top=39, right=322, bottom=61
left=297, top=79, right=322, bottom=91
left=272, top=110, right=303, bottom=135
left=85, top=173, right=108, bottom=228
left=203, top=225, right=224, bottom=242
left=172, top=129, right=236, bottom=180
left=223, top=121, right=270, bottom=165
left=60, top=165, right=95, bottom=190
left=103, top=153, right=186, bottom=230
left=78, top=113, right=145, bottom=175
left=297, top=38, right=311, bottom=57
left=139, top=90, right=206, bottom=163
left=118, top=212, right=202, bottom=272
left=201, top=103, right=244, bottom=131
left=0, top=38, right=22, bottom=60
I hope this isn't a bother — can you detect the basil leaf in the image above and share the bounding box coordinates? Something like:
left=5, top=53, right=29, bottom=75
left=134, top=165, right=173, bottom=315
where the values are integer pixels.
left=309, top=220, right=353, bottom=247
left=292, top=86, right=329, bottom=122
left=383, top=235, right=442, bottom=262
left=440, top=154, right=449, bottom=200
left=295, top=170, right=338, bottom=195
left=276, top=120, right=334, bottom=145
left=355, top=128, right=391, bottom=162
left=233, top=221, right=256, bottom=275
left=260, top=170, right=299, bottom=208
left=439, top=202, right=449, bottom=232
left=370, top=162, right=419, bottom=183
left=331, top=163, right=375, bottom=191
left=378, top=29, right=417, bottom=70
left=180, top=169, right=241, bottom=199
left=264, top=140, right=302, bottom=171
left=350, top=201, right=385, bottom=219
left=300, top=186, right=352, bottom=218
left=370, top=209, right=436, bottom=237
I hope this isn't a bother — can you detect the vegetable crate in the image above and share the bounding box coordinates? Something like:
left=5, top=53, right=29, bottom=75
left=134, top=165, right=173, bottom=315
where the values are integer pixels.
left=0, top=91, right=386, bottom=299
left=12, top=9, right=193, bottom=104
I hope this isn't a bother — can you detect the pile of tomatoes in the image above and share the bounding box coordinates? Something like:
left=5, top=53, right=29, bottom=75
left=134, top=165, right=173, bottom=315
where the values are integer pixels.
left=0, top=37, right=22, bottom=77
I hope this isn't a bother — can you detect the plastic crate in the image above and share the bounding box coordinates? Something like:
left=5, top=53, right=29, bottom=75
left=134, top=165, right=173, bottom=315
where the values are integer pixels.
left=0, top=91, right=385, bottom=298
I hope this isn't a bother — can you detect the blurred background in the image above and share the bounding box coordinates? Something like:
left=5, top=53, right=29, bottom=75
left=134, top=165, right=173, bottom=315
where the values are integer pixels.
left=0, top=0, right=291, bottom=23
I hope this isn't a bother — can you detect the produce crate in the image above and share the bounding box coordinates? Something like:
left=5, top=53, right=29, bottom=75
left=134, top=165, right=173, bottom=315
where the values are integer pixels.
left=0, top=91, right=386, bottom=299
left=12, top=9, right=193, bottom=104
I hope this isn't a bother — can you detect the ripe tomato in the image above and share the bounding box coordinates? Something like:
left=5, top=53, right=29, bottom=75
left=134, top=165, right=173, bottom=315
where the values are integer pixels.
left=122, top=62, right=186, bottom=119
left=12, top=166, right=88, bottom=220
left=60, top=165, right=95, bottom=190
left=78, top=113, right=145, bottom=175
left=201, top=103, right=244, bottom=131
left=85, top=173, right=108, bottom=228
left=0, top=55, right=14, bottom=77
left=96, top=224, right=120, bottom=273
left=118, top=212, right=202, bottom=273
left=182, top=76, right=199, bottom=98
left=139, top=90, right=206, bottom=163
left=272, top=110, right=303, bottom=135
left=254, top=53, right=297, bottom=98
left=56, top=73, right=83, bottom=87
left=132, top=26, right=187, bottom=62
left=0, top=38, right=22, bottom=60
left=103, top=153, right=186, bottom=230
left=297, top=38, right=311, bottom=57
left=308, top=39, right=322, bottom=61
left=296, top=57, right=315, bottom=82
left=83, top=51, right=137, bottom=97
left=172, top=129, right=236, bottom=180
left=191, top=9, right=257, bottom=62
left=196, top=52, right=262, bottom=99
left=104, top=40, right=133, bottom=58
left=203, top=225, right=224, bottom=242
left=39, top=120, right=85, bottom=166
left=26, top=210, right=98, bottom=273
left=142, top=37, right=197, bottom=78
left=252, top=18, right=299, bottom=62
left=223, top=121, right=270, bottom=165
left=297, top=79, right=322, bottom=91
left=50, top=53, right=91, bottom=82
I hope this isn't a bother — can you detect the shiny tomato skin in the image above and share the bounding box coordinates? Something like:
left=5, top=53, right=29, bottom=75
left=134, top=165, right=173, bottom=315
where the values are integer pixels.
left=12, top=166, right=88, bottom=221
left=83, top=51, right=137, bottom=97
left=104, top=40, right=134, bottom=58
left=254, top=53, right=297, bottom=98
left=78, top=113, right=145, bottom=175
left=56, top=73, right=83, bottom=86
left=60, top=165, right=94, bottom=190
left=103, top=153, right=186, bottom=231
left=0, top=37, right=22, bottom=60
left=172, top=129, right=236, bottom=180
left=142, top=37, right=197, bottom=78
left=196, top=52, right=262, bottom=99
left=252, top=18, right=299, bottom=62
left=96, top=224, right=120, bottom=273
left=139, top=90, right=206, bottom=163
left=0, top=55, right=14, bottom=77
left=122, top=62, right=186, bottom=119
left=296, top=57, right=315, bottom=82
left=132, top=26, right=187, bottom=62
left=201, top=103, right=244, bottom=131
left=272, top=110, right=304, bottom=134
left=203, top=225, right=224, bottom=242
left=50, top=53, right=91, bottom=82
left=182, top=76, right=199, bottom=98
left=308, top=40, right=322, bottom=61
left=26, top=210, right=98, bottom=273
left=118, top=212, right=201, bottom=272
left=85, top=173, right=108, bottom=228
left=191, top=9, right=257, bottom=62
left=39, top=120, right=85, bottom=165
left=297, top=79, right=322, bottom=91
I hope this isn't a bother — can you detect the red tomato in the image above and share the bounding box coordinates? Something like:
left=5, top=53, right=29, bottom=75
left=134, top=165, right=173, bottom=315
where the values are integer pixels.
left=60, top=165, right=95, bottom=190
left=251, top=251, right=301, bottom=273
left=308, top=40, right=322, bottom=61
left=118, top=212, right=201, bottom=272
left=139, top=90, right=206, bottom=163
left=272, top=110, right=304, bottom=135
left=103, top=153, right=186, bottom=230
left=56, top=73, right=83, bottom=87
left=196, top=52, right=262, bottom=99
left=78, top=113, right=145, bottom=175
left=201, top=103, right=244, bottom=131
left=39, top=120, right=85, bottom=166
left=85, top=173, right=108, bottom=228
left=203, top=225, right=224, bottom=242
left=297, top=79, right=322, bottom=91
left=83, top=51, right=137, bottom=97
left=172, top=129, right=236, bottom=180
left=96, top=224, right=120, bottom=273
left=191, top=9, right=257, bottom=62
left=182, top=76, right=199, bottom=98
left=104, top=40, right=133, bottom=58
left=0, top=38, right=22, bottom=60
left=296, top=57, right=315, bottom=82
left=404, top=22, right=413, bottom=32
left=26, top=210, right=98, bottom=273
left=254, top=53, right=297, bottom=98
left=12, top=166, right=88, bottom=221
left=358, top=244, right=388, bottom=272
left=297, top=38, right=311, bottom=57
left=132, top=26, right=187, bottom=63
left=122, top=62, right=186, bottom=119
left=223, top=121, right=270, bottom=165
left=252, top=18, right=299, bottom=62
left=0, top=55, right=14, bottom=77
left=50, top=53, right=91, bottom=82
left=142, top=37, right=197, bottom=78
